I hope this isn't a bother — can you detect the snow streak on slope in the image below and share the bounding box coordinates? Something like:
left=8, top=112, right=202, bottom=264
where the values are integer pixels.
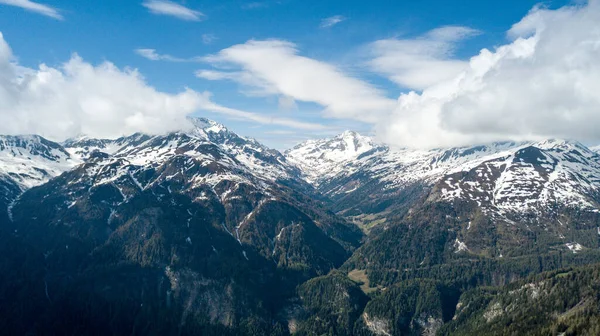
left=352, top=141, right=528, bottom=190
left=437, top=139, right=600, bottom=216
left=62, top=135, right=137, bottom=161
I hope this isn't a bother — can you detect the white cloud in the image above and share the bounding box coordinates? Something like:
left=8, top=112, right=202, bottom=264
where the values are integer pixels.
left=135, top=48, right=205, bottom=62
left=0, top=0, right=62, bottom=20
left=196, top=39, right=396, bottom=122
left=142, top=0, right=204, bottom=21
left=376, top=1, right=600, bottom=148
left=278, top=96, right=297, bottom=111
left=135, top=48, right=187, bottom=62
left=367, top=26, right=480, bottom=90
left=199, top=96, right=327, bottom=130
left=202, top=33, right=217, bottom=44
left=320, top=15, right=346, bottom=28
left=0, top=33, right=323, bottom=140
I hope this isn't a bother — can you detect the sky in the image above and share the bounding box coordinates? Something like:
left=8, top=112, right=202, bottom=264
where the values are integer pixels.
left=0, top=0, right=599, bottom=149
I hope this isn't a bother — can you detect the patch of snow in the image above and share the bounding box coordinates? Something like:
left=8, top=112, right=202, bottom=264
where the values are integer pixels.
left=454, top=239, right=469, bottom=253
left=566, top=242, right=583, bottom=253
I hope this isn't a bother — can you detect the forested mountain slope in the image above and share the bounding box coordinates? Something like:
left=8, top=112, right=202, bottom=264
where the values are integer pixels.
left=1, top=123, right=600, bottom=335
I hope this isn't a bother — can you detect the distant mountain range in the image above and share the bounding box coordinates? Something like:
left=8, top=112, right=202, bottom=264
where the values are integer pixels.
left=288, top=132, right=600, bottom=233
left=1, top=118, right=600, bottom=335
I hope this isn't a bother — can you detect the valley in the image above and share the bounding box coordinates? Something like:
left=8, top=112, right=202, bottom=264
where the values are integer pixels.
left=1, top=117, right=600, bottom=335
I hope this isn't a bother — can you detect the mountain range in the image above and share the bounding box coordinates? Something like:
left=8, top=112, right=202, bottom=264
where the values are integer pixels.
left=1, top=117, right=600, bottom=335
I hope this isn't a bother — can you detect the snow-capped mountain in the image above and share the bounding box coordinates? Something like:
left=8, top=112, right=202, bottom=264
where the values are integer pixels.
left=2, top=119, right=362, bottom=335
left=287, top=132, right=600, bottom=231
left=0, top=135, right=81, bottom=222
left=285, top=131, right=378, bottom=185
left=4, top=122, right=600, bottom=238
left=63, top=117, right=300, bottom=183
left=7, top=117, right=362, bottom=278
left=3, top=120, right=600, bottom=260
left=62, top=135, right=138, bottom=161
left=432, top=139, right=600, bottom=219
left=0, top=135, right=80, bottom=190
left=0, top=118, right=303, bottom=222
left=3, top=120, right=600, bottom=335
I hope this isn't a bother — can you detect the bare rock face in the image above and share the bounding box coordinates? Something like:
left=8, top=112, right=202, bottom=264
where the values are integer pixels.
left=362, top=312, right=391, bottom=336
left=414, top=315, right=443, bottom=336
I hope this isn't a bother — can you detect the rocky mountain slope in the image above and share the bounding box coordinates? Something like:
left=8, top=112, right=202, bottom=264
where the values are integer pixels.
left=290, top=132, right=600, bottom=336
left=0, top=135, right=80, bottom=222
left=440, top=264, right=600, bottom=336
left=288, top=133, right=600, bottom=234
left=2, top=122, right=600, bottom=335
left=0, top=118, right=363, bottom=335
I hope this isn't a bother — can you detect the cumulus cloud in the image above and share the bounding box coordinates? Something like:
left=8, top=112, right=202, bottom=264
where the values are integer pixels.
left=196, top=40, right=396, bottom=122
left=368, top=26, right=480, bottom=90
left=320, top=15, right=346, bottom=28
left=0, top=0, right=62, bottom=20
left=142, top=0, right=204, bottom=21
left=376, top=1, right=600, bottom=148
left=0, top=33, right=323, bottom=140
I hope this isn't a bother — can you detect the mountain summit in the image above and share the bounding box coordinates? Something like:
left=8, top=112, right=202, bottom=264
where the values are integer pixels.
left=2, top=122, right=600, bottom=335
left=285, top=130, right=379, bottom=184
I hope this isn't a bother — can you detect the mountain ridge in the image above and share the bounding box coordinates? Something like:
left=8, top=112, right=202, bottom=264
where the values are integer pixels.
left=2, top=120, right=600, bottom=335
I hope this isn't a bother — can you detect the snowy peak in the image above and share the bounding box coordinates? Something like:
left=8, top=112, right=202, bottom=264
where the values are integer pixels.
left=434, top=139, right=600, bottom=220
left=60, top=117, right=299, bottom=194
left=0, top=135, right=79, bottom=189
left=285, top=131, right=380, bottom=184
left=184, top=117, right=298, bottom=181
left=63, top=117, right=232, bottom=162
left=187, top=116, right=228, bottom=135
left=290, top=132, right=600, bottom=225
left=0, top=116, right=298, bottom=205
left=336, top=130, right=374, bottom=154
left=533, top=138, right=597, bottom=156
left=0, top=135, right=70, bottom=162
left=290, top=130, right=376, bottom=162
left=185, top=117, right=230, bottom=142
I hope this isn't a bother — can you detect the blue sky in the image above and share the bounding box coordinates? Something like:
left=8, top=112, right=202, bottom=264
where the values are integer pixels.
left=2, top=0, right=598, bottom=149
